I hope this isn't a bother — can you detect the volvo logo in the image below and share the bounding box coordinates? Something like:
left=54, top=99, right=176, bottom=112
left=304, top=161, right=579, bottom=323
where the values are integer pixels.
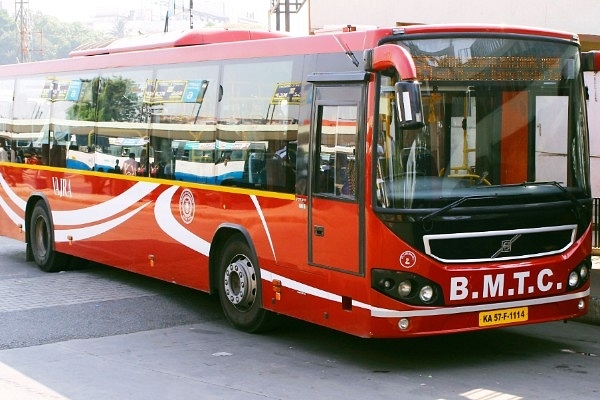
left=491, top=234, right=521, bottom=258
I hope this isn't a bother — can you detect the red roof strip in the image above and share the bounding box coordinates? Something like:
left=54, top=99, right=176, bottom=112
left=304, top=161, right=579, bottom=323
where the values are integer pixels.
left=69, top=29, right=290, bottom=57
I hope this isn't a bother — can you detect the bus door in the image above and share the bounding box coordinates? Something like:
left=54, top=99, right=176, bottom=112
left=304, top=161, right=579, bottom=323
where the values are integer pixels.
left=308, top=80, right=366, bottom=275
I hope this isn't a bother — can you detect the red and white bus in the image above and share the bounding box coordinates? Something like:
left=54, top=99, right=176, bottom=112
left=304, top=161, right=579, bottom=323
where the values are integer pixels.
left=0, top=25, right=598, bottom=337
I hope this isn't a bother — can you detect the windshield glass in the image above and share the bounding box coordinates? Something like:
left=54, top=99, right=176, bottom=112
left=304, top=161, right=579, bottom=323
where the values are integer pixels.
left=376, top=36, right=590, bottom=211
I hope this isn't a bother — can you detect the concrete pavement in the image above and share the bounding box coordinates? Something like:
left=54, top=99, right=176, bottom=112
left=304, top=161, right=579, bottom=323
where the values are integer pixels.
left=0, top=239, right=599, bottom=398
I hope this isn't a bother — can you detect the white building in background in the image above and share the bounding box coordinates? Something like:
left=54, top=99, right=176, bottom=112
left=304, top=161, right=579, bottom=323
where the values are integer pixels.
left=307, top=0, right=600, bottom=197
left=308, top=0, right=600, bottom=37
left=2, top=1, right=269, bottom=37
left=90, top=0, right=269, bottom=36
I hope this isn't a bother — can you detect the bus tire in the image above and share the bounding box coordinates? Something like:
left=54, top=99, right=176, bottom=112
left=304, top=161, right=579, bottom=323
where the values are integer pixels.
left=217, top=235, right=275, bottom=333
left=30, top=202, right=66, bottom=272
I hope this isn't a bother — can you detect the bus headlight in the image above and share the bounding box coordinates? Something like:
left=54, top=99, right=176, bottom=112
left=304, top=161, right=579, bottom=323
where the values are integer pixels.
left=398, top=280, right=412, bottom=297
left=568, top=271, right=579, bottom=288
left=579, top=265, right=589, bottom=280
left=566, top=259, right=591, bottom=291
left=372, top=269, right=444, bottom=306
left=419, top=285, right=434, bottom=303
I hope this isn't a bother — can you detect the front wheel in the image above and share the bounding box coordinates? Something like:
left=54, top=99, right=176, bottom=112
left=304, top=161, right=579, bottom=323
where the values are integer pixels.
left=217, top=235, right=275, bottom=333
left=29, top=202, right=67, bottom=272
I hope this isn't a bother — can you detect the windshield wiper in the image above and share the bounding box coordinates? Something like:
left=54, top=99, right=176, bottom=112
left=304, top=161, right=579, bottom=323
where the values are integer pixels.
left=519, top=181, right=583, bottom=218
left=419, top=181, right=583, bottom=224
left=520, top=180, right=569, bottom=192
left=417, top=194, right=499, bottom=223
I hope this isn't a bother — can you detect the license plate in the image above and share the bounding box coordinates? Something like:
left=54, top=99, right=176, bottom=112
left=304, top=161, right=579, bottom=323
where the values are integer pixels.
left=479, top=307, right=528, bottom=327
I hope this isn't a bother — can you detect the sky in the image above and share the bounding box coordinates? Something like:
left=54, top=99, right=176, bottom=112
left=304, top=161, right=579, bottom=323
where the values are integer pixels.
left=29, top=0, right=128, bottom=21
left=22, top=0, right=310, bottom=36
left=27, top=0, right=271, bottom=23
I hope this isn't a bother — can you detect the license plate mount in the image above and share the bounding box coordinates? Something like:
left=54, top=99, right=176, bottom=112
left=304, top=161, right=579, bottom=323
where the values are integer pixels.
left=479, top=306, right=528, bottom=327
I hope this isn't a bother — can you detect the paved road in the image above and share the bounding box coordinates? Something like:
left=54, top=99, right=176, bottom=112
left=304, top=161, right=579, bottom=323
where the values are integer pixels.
left=0, top=240, right=220, bottom=351
left=1, top=237, right=599, bottom=400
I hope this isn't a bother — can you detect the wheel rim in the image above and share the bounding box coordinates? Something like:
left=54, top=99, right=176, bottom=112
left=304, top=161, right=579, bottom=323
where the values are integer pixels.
left=33, top=216, right=49, bottom=260
left=223, top=255, right=257, bottom=311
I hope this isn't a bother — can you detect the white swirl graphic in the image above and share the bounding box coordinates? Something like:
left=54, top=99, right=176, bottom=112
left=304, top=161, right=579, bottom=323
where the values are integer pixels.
left=0, top=173, right=27, bottom=211
left=55, top=202, right=151, bottom=242
left=0, top=173, right=159, bottom=239
left=250, top=195, right=277, bottom=262
left=52, top=182, right=160, bottom=225
left=155, top=185, right=210, bottom=256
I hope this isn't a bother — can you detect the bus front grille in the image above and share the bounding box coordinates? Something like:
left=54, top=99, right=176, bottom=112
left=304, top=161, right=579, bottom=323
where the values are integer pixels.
left=423, top=225, right=577, bottom=263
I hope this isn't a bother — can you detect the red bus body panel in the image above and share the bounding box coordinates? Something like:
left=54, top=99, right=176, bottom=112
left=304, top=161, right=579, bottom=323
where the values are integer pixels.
left=0, top=163, right=590, bottom=338
left=0, top=25, right=591, bottom=338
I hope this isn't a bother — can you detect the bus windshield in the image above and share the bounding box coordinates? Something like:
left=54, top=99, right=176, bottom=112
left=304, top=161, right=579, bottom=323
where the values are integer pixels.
left=376, top=36, right=590, bottom=211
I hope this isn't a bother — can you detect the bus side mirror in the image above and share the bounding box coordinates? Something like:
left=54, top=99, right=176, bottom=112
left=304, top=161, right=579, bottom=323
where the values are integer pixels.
left=364, top=44, right=424, bottom=128
left=395, top=81, right=425, bottom=129
left=582, top=51, right=600, bottom=72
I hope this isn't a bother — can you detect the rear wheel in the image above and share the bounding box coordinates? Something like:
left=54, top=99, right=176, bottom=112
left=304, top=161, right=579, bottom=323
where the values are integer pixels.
left=30, top=202, right=67, bottom=272
left=217, top=235, right=275, bottom=333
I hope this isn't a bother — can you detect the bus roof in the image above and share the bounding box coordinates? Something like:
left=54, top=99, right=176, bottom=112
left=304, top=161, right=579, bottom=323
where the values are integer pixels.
left=68, top=24, right=579, bottom=59
left=69, top=29, right=290, bottom=57
left=0, top=25, right=581, bottom=76
left=395, top=23, right=578, bottom=42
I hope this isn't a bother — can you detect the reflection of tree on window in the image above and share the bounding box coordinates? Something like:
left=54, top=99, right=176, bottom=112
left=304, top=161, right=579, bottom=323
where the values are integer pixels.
left=99, top=77, right=142, bottom=122
left=66, top=79, right=99, bottom=121
left=66, top=77, right=141, bottom=123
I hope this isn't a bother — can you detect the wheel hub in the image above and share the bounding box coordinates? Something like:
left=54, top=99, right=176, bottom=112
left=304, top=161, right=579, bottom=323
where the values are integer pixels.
left=224, top=257, right=257, bottom=309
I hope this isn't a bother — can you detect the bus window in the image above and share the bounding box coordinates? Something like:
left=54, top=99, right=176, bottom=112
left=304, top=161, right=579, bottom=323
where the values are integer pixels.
left=44, top=73, right=100, bottom=170
left=94, top=68, right=153, bottom=175
left=315, top=104, right=358, bottom=198
left=0, top=79, right=14, bottom=162
left=12, top=76, right=55, bottom=165
left=218, top=57, right=301, bottom=191
left=151, top=63, right=219, bottom=181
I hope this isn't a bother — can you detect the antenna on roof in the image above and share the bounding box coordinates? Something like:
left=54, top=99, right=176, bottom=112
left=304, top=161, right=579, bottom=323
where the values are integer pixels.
left=190, top=0, right=194, bottom=29
left=164, top=0, right=176, bottom=33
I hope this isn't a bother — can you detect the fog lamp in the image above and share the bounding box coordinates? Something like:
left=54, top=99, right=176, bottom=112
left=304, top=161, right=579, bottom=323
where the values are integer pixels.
left=398, top=318, right=410, bottom=330
left=578, top=299, right=585, bottom=310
